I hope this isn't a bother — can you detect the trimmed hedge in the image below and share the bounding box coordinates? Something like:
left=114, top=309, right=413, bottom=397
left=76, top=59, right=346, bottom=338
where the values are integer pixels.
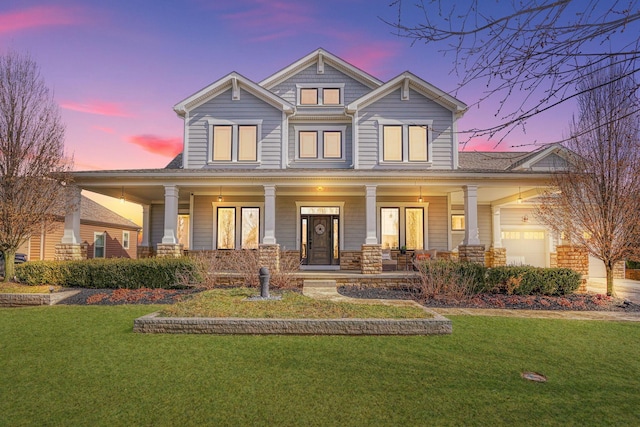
left=15, top=257, right=203, bottom=289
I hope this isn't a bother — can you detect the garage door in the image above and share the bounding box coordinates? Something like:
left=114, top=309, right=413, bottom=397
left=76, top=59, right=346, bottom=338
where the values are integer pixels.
left=501, top=230, right=547, bottom=267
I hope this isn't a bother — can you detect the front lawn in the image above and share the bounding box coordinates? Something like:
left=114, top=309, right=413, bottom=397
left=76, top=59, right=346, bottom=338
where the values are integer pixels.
left=0, top=306, right=638, bottom=426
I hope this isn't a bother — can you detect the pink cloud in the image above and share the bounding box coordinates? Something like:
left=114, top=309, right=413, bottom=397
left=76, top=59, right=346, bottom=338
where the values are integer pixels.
left=339, top=42, right=400, bottom=76
left=127, top=135, right=182, bottom=157
left=0, top=6, right=84, bottom=34
left=92, top=126, right=116, bottom=134
left=61, top=101, right=132, bottom=117
left=461, top=138, right=519, bottom=152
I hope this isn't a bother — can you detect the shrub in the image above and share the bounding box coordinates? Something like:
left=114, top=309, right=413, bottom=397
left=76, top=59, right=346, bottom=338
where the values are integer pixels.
left=485, top=266, right=580, bottom=296
left=15, top=257, right=203, bottom=289
left=414, top=260, right=486, bottom=301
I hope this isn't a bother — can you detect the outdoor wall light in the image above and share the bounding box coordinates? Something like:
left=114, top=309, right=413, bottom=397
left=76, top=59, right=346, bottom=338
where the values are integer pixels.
left=418, top=186, right=423, bottom=203
left=218, top=186, right=223, bottom=202
left=517, top=187, right=523, bottom=204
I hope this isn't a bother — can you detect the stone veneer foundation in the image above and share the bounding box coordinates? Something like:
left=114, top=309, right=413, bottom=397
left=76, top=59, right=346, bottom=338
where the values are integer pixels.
left=54, top=244, right=85, bottom=261
left=156, top=243, right=183, bottom=258
left=361, top=244, right=382, bottom=274
left=458, top=244, right=486, bottom=264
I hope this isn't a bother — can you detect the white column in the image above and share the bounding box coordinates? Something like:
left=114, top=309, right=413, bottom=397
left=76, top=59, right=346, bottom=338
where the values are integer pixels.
left=141, top=204, right=150, bottom=246
left=263, top=185, right=277, bottom=244
left=365, top=185, right=378, bottom=244
left=61, top=185, right=81, bottom=244
left=463, top=185, right=480, bottom=245
left=491, top=206, right=502, bottom=248
left=161, top=185, right=179, bottom=244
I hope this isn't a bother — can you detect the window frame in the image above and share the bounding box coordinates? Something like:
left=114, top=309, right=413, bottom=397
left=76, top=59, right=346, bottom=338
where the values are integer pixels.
left=378, top=203, right=429, bottom=250
left=451, top=214, right=466, bottom=231
left=122, top=231, right=130, bottom=250
left=296, top=83, right=345, bottom=106
left=207, top=119, right=262, bottom=164
left=378, top=120, right=433, bottom=164
left=294, top=125, right=346, bottom=161
left=213, top=201, right=265, bottom=250
left=241, top=207, right=261, bottom=249
left=94, top=232, right=106, bottom=258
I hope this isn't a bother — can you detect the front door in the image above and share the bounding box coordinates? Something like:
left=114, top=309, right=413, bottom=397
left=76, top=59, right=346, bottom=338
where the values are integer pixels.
left=308, top=216, right=332, bottom=265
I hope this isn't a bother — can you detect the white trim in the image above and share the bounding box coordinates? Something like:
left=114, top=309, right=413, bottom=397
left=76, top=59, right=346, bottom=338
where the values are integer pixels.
left=188, top=193, right=194, bottom=250
left=212, top=201, right=266, bottom=249
left=376, top=202, right=430, bottom=250
left=207, top=119, right=263, bottom=164
left=293, top=125, right=347, bottom=161
left=93, top=231, right=106, bottom=258
left=452, top=111, right=459, bottom=170
left=377, top=120, right=433, bottom=165
left=295, top=201, right=345, bottom=251
left=182, top=110, right=189, bottom=168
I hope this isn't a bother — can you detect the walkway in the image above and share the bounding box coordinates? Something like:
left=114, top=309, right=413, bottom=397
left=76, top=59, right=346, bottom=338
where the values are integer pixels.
left=587, top=278, right=640, bottom=304
left=302, top=280, right=640, bottom=323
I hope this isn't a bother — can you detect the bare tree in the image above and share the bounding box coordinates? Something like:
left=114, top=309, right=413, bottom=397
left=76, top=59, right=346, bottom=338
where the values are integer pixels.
left=536, top=64, right=640, bottom=296
left=0, top=51, right=71, bottom=281
left=388, top=0, right=640, bottom=145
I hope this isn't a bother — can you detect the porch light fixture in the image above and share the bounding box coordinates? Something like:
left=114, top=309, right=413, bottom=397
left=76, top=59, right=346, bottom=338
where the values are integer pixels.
left=218, top=187, right=223, bottom=202
left=120, top=187, right=125, bottom=204
left=418, top=186, right=423, bottom=203
left=517, top=187, right=523, bottom=204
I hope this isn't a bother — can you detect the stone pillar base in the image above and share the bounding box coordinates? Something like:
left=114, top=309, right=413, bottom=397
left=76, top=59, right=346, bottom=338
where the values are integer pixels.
left=486, top=247, right=507, bottom=267
left=361, top=244, right=382, bottom=274
left=458, top=244, right=486, bottom=264
left=613, top=261, right=625, bottom=280
left=55, top=244, right=85, bottom=261
left=259, top=244, right=280, bottom=273
left=137, top=246, right=154, bottom=259
left=157, top=243, right=183, bottom=258
left=556, top=245, right=589, bottom=292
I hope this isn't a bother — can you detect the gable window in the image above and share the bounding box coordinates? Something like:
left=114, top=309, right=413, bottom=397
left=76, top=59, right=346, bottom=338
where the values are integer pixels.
left=379, top=121, right=433, bottom=164
left=295, top=125, right=346, bottom=160
left=297, top=84, right=344, bottom=106
left=122, top=231, right=130, bottom=250
left=94, top=232, right=105, bottom=258
left=208, top=120, right=261, bottom=163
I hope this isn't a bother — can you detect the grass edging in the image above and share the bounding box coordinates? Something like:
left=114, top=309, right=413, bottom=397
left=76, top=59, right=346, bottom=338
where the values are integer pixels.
left=133, top=311, right=453, bottom=335
left=0, top=290, right=81, bottom=307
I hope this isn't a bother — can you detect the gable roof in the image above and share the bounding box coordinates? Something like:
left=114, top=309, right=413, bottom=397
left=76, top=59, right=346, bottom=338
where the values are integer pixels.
left=347, top=71, right=467, bottom=115
left=506, top=143, right=572, bottom=170
left=173, top=72, right=294, bottom=117
left=458, top=152, right=532, bottom=171
left=260, top=48, right=383, bottom=90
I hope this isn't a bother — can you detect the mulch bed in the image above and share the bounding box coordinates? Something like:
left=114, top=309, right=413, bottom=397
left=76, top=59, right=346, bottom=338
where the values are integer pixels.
left=338, top=286, right=640, bottom=312
left=57, top=288, right=200, bottom=306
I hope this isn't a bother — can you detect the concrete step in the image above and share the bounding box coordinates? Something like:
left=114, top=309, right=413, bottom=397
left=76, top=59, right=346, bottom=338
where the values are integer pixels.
left=303, top=279, right=337, bottom=289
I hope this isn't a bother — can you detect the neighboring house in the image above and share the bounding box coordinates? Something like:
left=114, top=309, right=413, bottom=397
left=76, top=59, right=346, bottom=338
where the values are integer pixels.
left=20, top=195, right=140, bottom=260
left=67, top=48, right=592, bottom=273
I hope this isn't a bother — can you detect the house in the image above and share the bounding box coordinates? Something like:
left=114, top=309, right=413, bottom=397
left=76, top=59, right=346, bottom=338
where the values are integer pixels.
left=21, top=195, right=140, bottom=260
left=66, top=48, right=591, bottom=275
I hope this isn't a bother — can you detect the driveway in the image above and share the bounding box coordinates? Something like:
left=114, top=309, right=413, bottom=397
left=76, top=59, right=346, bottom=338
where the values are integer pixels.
left=587, top=278, right=640, bottom=303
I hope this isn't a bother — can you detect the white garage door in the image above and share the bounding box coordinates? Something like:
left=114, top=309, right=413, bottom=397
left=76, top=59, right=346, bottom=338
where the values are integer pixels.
left=501, top=230, right=547, bottom=267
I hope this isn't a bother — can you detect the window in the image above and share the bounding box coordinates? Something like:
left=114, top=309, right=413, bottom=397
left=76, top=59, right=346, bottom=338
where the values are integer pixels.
left=178, top=215, right=190, bottom=250
left=299, top=131, right=318, bottom=158
left=380, top=121, right=432, bottom=163
left=241, top=207, right=260, bottom=249
left=217, top=207, right=236, bottom=249
left=94, top=232, right=105, bottom=258
left=122, top=231, right=130, bottom=250
left=208, top=121, right=261, bottom=163
left=381, top=208, right=400, bottom=249
left=405, top=208, right=424, bottom=250
left=212, top=125, right=232, bottom=161
left=295, top=126, right=345, bottom=160
left=502, top=231, right=521, bottom=240
left=297, top=85, right=343, bottom=105
left=524, top=231, right=545, bottom=240
left=451, top=214, right=465, bottom=231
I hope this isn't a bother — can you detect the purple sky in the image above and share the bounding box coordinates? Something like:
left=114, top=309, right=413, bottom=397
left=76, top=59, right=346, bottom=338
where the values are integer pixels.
left=1, top=0, right=577, bottom=172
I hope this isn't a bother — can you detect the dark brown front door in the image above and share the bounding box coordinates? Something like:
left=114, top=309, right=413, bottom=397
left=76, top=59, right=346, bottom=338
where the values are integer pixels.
left=308, top=216, right=332, bottom=265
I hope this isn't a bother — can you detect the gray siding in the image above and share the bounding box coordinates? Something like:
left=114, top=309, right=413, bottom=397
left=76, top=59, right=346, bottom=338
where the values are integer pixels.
left=427, top=196, right=449, bottom=250
left=531, top=153, right=567, bottom=170
left=357, top=88, right=455, bottom=169
left=287, top=123, right=353, bottom=168
left=500, top=207, right=542, bottom=226
left=150, top=204, right=164, bottom=249
left=270, top=64, right=372, bottom=104
left=186, top=88, right=283, bottom=169
left=192, top=196, right=214, bottom=250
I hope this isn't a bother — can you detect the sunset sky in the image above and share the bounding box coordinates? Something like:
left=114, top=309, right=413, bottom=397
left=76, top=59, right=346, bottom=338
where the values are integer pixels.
left=1, top=0, right=585, bottom=223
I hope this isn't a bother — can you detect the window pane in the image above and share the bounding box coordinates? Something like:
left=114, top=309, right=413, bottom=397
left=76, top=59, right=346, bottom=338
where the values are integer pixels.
left=381, top=208, right=399, bottom=249
left=383, top=126, right=402, bottom=161
left=123, top=231, right=130, bottom=250
left=241, top=207, right=260, bottom=249
left=94, top=233, right=105, bottom=258
left=301, top=207, right=340, bottom=215
left=333, top=218, right=339, bottom=259
left=323, top=88, right=340, bottom=105
left=451, top=214, right=465, bottom=231
left=301, top=218, right=308, bottom=259
left=238, top=125, right=257, bottom=161
left=217, top=207, right=235, bottom=249
left=178, top=215, right=190, bottom=250
left=409, top=125, right=428, bottom=161
left=299, top=131, right=317, bottom=158
left=213, top=125, right=232, bottom=161
left=405, top=208, right=424, bottom=250
left=300, top=88, right=318, bottom=105
left=323, top=131, right=341, bottom=158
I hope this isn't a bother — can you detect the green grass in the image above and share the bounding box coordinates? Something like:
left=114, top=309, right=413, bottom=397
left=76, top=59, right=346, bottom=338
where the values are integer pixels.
left=160, top=287, right=430, bottom=318
left=0, top=282, right=62, bottom=293
left=1, top=306, right=639, bottom=426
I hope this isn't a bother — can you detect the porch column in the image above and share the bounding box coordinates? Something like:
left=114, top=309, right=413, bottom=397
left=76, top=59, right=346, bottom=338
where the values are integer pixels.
left=365, top=185, right=377, bottom=244
left=263, top=185, right=277, bottom=244
left=138, top=204, right=152, bottom=258
left=488, top=206, right=506, bottom=267
left=161, top=185, right=179, bottom=244
left=463, top=185, right=480, bottom=245
left=55, top=185, right=84, bottom=260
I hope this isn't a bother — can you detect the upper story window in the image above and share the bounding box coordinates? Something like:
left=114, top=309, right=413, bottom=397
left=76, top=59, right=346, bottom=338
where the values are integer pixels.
left=295, top=125, right=346, bottom=160
left=208, top=120, right=261, bottom=163
left=379, top=121, right=433, bottom=164
left=297, top=84, right=344, bottom=106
